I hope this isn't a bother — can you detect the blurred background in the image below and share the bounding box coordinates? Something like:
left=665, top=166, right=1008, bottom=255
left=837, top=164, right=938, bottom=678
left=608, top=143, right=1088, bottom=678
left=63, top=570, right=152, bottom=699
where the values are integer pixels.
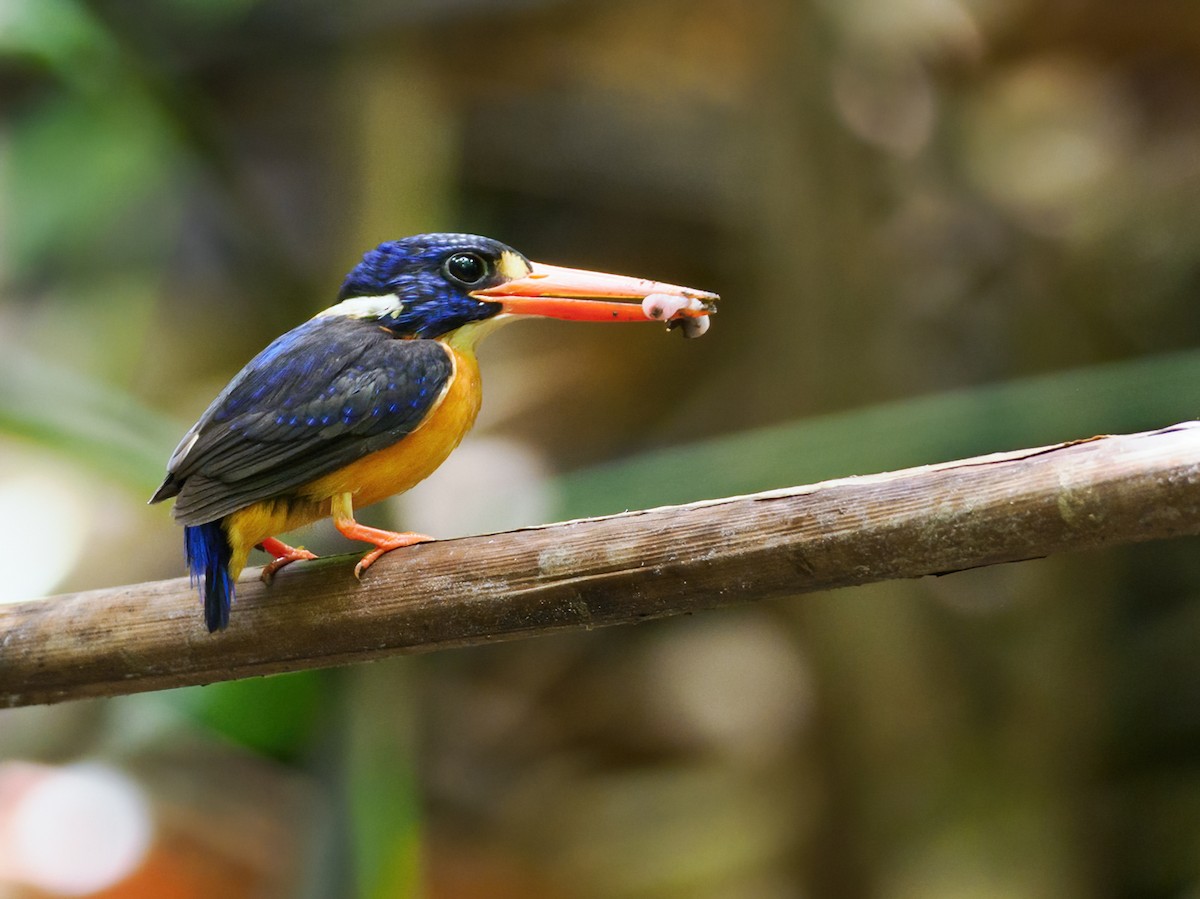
left=2, top=0, right=1200, bottom=895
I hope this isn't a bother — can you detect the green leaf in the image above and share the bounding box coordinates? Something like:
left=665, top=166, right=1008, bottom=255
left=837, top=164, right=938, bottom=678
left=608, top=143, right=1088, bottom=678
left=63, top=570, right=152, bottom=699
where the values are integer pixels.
left=560, top=349, right=1200, bottom=517
left=170, top=671, right=326, bottom=762
left=6, top=89, right=179, bottom=275
left=0, top=0, right=116, bottom=80
left=0, top=348, right=180, bottom=492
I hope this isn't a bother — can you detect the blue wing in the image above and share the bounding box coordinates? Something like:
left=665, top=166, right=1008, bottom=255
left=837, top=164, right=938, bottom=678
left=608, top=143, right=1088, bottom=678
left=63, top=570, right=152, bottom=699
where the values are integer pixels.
left=151, top=316, right=454, bottom=525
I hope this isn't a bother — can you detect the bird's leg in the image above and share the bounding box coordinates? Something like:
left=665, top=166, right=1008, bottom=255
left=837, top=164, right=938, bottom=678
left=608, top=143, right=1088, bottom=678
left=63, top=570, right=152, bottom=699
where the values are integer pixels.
left=258, top=537, right=319, bottom=583
left=330, top=493, right=434, bottom=579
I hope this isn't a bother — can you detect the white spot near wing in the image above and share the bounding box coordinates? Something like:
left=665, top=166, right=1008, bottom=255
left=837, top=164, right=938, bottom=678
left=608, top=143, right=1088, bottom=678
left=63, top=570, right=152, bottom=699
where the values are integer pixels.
left=316, top=294, right=403, bottom=319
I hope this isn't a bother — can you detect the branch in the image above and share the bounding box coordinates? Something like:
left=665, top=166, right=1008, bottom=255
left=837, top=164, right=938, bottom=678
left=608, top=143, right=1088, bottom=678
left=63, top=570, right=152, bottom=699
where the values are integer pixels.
left=5, top=423, right=1200, bottom=708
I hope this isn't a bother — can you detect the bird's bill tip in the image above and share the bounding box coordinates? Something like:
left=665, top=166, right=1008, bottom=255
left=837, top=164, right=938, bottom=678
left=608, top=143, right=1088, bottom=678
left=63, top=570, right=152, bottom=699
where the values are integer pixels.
left=470, top=262, right=718, bottom=323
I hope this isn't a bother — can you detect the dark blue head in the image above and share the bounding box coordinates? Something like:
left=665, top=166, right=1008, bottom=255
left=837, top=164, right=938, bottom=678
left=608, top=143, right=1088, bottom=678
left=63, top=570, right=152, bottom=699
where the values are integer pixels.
left=335, top=233, right=530, bottom=339
left=328, top=232, right=719, bottom=343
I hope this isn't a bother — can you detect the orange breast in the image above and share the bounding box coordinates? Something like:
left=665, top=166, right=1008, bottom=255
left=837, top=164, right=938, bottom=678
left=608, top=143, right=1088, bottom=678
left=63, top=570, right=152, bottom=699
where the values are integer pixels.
left=297, top=343, right=483, bottom=508
left=223, top=341, right=485, bottom=580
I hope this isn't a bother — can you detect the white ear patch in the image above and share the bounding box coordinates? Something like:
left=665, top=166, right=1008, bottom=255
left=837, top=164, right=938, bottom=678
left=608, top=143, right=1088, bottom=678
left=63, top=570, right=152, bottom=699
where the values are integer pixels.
left=317, top=294, right=403, bottom=319
left=497, top=251, right=531, bottom=281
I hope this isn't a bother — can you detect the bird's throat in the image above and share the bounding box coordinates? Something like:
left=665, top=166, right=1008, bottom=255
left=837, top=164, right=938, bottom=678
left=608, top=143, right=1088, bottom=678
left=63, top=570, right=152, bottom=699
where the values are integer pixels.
left=444, top=314, right=516, bottom=352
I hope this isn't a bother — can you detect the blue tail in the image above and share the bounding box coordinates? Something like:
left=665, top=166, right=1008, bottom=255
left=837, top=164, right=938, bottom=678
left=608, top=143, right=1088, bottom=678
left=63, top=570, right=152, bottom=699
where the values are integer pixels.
left=185, top=522, right=234, bottom=632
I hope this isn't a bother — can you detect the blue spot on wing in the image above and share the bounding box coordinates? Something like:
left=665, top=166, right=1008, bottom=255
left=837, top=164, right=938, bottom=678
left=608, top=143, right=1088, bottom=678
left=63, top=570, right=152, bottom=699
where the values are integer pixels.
left=165, top=318, right=455, bottom=525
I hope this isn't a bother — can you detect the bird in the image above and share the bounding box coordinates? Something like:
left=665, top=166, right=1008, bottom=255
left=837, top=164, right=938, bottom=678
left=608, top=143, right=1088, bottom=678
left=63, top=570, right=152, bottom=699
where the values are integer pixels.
left=150, top=233, right=718, bottom=631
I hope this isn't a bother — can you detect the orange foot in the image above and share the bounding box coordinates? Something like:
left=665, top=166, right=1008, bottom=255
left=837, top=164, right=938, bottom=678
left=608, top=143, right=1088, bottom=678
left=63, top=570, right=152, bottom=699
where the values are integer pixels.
left=333, top=518, right=433, bottom=579
left=258, top=537, right=319, bottom=583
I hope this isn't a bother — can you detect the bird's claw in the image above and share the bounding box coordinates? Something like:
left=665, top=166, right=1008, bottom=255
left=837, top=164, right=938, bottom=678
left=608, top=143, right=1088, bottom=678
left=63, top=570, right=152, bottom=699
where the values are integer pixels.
left=260, top=547, right=319, bottom=583
left=353, top=549, right=386, bottom=580
left=351, top=533, right=435, bottom=580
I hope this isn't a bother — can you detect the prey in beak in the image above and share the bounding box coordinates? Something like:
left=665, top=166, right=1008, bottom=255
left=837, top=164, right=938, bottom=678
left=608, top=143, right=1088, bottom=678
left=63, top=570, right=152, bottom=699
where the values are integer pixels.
left=471, top=258, right=718, bottom=337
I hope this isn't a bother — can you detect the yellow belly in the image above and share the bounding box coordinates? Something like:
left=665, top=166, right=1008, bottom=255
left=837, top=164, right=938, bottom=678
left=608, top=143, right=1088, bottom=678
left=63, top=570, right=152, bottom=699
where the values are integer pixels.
left=223, top=342, right=483, bottom=575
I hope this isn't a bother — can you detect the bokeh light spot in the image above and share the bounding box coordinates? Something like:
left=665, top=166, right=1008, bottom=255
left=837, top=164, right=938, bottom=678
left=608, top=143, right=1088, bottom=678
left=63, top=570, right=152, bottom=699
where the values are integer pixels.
left=0, top=473, right=90, bottom=603
left=8, top=763, right=152, bottom=895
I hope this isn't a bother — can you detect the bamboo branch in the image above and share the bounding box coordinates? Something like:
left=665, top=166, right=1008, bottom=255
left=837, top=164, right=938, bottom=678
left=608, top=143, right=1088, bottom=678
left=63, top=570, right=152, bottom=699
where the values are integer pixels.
left=4, top=423, right=1200, bottom=708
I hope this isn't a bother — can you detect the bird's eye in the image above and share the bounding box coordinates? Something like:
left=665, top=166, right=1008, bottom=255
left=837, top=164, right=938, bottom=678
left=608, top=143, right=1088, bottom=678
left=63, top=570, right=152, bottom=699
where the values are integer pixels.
left=444, top=252, right=489, bottom=287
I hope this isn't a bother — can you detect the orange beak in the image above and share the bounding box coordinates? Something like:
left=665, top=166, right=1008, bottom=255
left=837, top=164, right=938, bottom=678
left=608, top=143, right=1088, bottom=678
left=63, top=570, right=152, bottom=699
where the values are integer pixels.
left=470, top=262, right=719, bottom=323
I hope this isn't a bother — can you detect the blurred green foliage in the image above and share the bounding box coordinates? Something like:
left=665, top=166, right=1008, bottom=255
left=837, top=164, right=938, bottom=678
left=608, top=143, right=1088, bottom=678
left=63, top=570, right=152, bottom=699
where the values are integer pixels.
left=171, top=672, right=326, bottom=762
left=0, top=349, right=178, bottom=491
left=563, top=349, right=1200, bottom=516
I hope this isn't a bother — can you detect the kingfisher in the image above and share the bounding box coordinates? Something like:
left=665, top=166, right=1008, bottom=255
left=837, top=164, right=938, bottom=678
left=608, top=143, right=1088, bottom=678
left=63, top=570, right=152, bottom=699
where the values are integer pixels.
left=151, top=233, right=717, bottom=631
